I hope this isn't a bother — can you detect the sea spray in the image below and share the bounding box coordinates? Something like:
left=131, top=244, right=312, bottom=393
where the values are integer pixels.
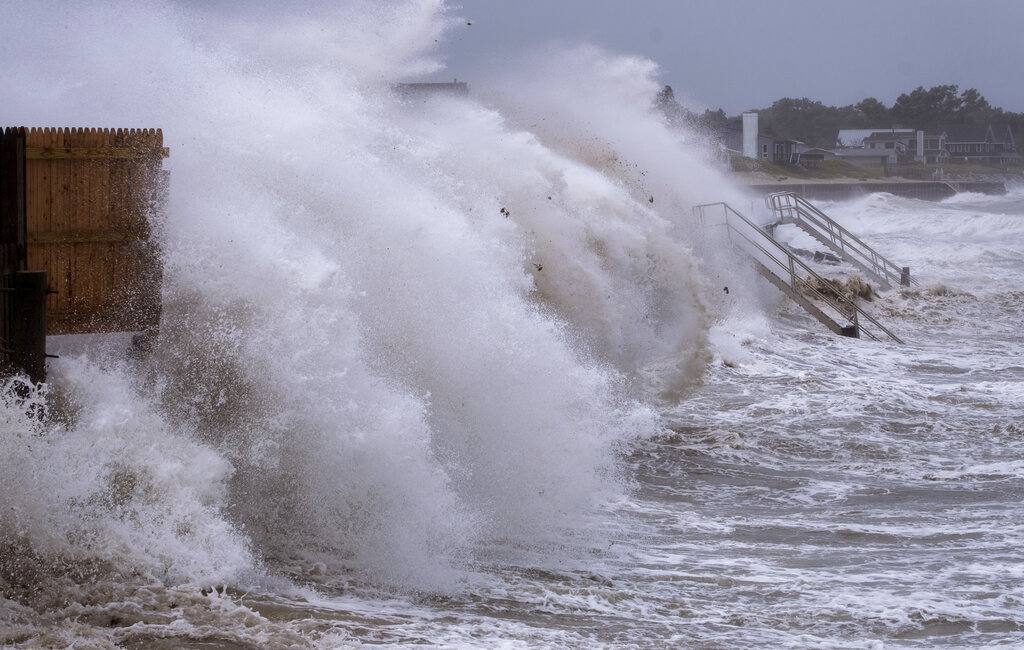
left=4, top=4, right=1023, bottom=646
left=0, top=0, right=725, bottom=599
left=0, top=362, right=253, bottom=609
left=462, top=45, right=769, bottom=390
left=389, top=72, right=718, bottom=398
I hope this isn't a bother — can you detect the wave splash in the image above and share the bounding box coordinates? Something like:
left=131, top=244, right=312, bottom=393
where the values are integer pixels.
left=0, top=0, right=735, bottom=598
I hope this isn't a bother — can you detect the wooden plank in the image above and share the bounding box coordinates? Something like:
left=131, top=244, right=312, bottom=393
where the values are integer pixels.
left=26, top=230, right=147, bottom=244
left=85, top=129, right=100, bottom=309
left=69, top=130, right=86, bottom=318
left=50, top=129, right=64, bottom=317
left=112, top=129, right=129, bottom=316
left=111, top=129, right=126, bottom=234
left=25, top=146, right=169, bottom=159
left=51, top=128, right=66, bottom=236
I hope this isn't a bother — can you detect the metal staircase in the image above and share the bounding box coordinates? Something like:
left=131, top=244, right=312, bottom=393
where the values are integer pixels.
left=765, top=191, right=918, bottom=291
left=693, top=201, right=904, bottom=344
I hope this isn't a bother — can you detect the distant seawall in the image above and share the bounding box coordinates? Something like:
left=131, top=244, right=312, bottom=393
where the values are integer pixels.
left=741, top=181, right=1006, bottom=201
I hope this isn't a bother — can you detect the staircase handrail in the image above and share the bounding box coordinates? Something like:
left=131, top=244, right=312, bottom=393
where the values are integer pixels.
left=694, top=201, right=904, bottom=344
left=766, top=191, right=919, bottom=288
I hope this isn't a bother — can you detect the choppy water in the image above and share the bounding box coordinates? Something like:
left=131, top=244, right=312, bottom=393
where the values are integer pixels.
left=3, top=2, right=1024, bottom=648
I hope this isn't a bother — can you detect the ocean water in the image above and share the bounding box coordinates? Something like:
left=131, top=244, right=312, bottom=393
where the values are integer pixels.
left=2, top=2, right=1024, bottom=648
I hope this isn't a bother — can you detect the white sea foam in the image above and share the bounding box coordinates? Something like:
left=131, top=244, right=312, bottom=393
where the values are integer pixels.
left=0, top=0, right=734, bottom=600
left=0, top=363, right=253, bottom=592
left=4, top=2, right=1024, bottom=648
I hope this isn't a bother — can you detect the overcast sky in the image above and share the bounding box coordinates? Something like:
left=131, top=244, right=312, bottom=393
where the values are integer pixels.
left=428, top=0, right=1024, bottom=115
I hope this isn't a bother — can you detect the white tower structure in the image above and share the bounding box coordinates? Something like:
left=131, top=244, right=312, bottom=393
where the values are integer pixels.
left=742, top=112, right=759, bottom=159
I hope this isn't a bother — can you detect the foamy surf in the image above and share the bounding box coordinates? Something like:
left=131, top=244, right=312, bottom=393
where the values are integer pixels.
left=3, top=1, right=1024, bottom=648
left=2, top=0, right=721, bottom=613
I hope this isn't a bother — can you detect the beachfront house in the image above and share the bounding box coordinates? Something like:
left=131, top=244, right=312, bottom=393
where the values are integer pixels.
left=770, top=139, right=807, bottom=164
left=862, top=130, right=951, bottom=164
left=834, top=127, right=951, bottom=165
left=836, top=128, right=915, bottom=148
left=919, top=131, right=950, bottom=164
left=862, top=131, right=909, bottom=155
left=832, top=128, right=909, bottom=168
left=940, top=124, right=1020, bottom=165
left=720, top=121, right=774, bottom=161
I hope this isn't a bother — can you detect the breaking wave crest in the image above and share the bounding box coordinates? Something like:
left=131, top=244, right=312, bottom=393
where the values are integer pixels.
left=1, top=0, right=733, bottom=600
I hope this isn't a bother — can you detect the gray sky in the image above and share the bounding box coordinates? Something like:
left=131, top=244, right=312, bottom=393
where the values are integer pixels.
left=428, top=0, right=1024, bottom=115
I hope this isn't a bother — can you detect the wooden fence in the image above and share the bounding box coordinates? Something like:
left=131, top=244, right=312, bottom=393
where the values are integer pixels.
left=1, top=126, right=167, bottom=381
left=23, top=126, right=168, bottom=335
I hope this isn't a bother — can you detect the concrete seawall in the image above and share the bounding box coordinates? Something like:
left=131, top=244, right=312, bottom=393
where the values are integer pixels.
left=741, top=181, right=1006, bottom=201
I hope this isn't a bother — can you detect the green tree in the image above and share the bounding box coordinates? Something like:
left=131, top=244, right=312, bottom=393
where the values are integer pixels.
left=890, top=85, right=962, bottom=129
left=759, top=97, right=854, bottom=146
left=957, top=88, right=994, bottom=124
left=854, top=97, right=889, bottom=126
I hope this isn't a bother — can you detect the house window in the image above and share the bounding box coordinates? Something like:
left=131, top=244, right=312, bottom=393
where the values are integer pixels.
left=762, top=144, right=768, bottom=159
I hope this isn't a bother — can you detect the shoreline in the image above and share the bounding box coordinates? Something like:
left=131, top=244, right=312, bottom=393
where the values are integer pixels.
left=731, top=170, right=1024, bottom=185
left=731, top=171, right=1016, bottom=201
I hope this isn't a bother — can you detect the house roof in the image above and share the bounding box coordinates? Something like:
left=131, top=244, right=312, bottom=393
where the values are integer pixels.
left=990, top=124, right=1016, bottom=144
left=940, top=124, right=992, bottom=143
left=862, top=131, right=913, bottom=143
left=836, top=128, right=914, bottom=147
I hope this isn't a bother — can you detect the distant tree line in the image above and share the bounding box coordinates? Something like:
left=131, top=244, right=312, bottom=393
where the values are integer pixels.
left=656, top=84, right=1024, bottom=148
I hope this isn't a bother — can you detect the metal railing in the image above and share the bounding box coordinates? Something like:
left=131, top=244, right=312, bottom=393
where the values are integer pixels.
left=766, top=191, right=918, bottom=290
left=694, top=201, right=904, bottom=344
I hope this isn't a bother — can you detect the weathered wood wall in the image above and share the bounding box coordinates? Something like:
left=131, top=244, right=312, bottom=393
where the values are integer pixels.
left=23, top=127, right=167, bottom=335
left=1, top=127, right=27, bottom=374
